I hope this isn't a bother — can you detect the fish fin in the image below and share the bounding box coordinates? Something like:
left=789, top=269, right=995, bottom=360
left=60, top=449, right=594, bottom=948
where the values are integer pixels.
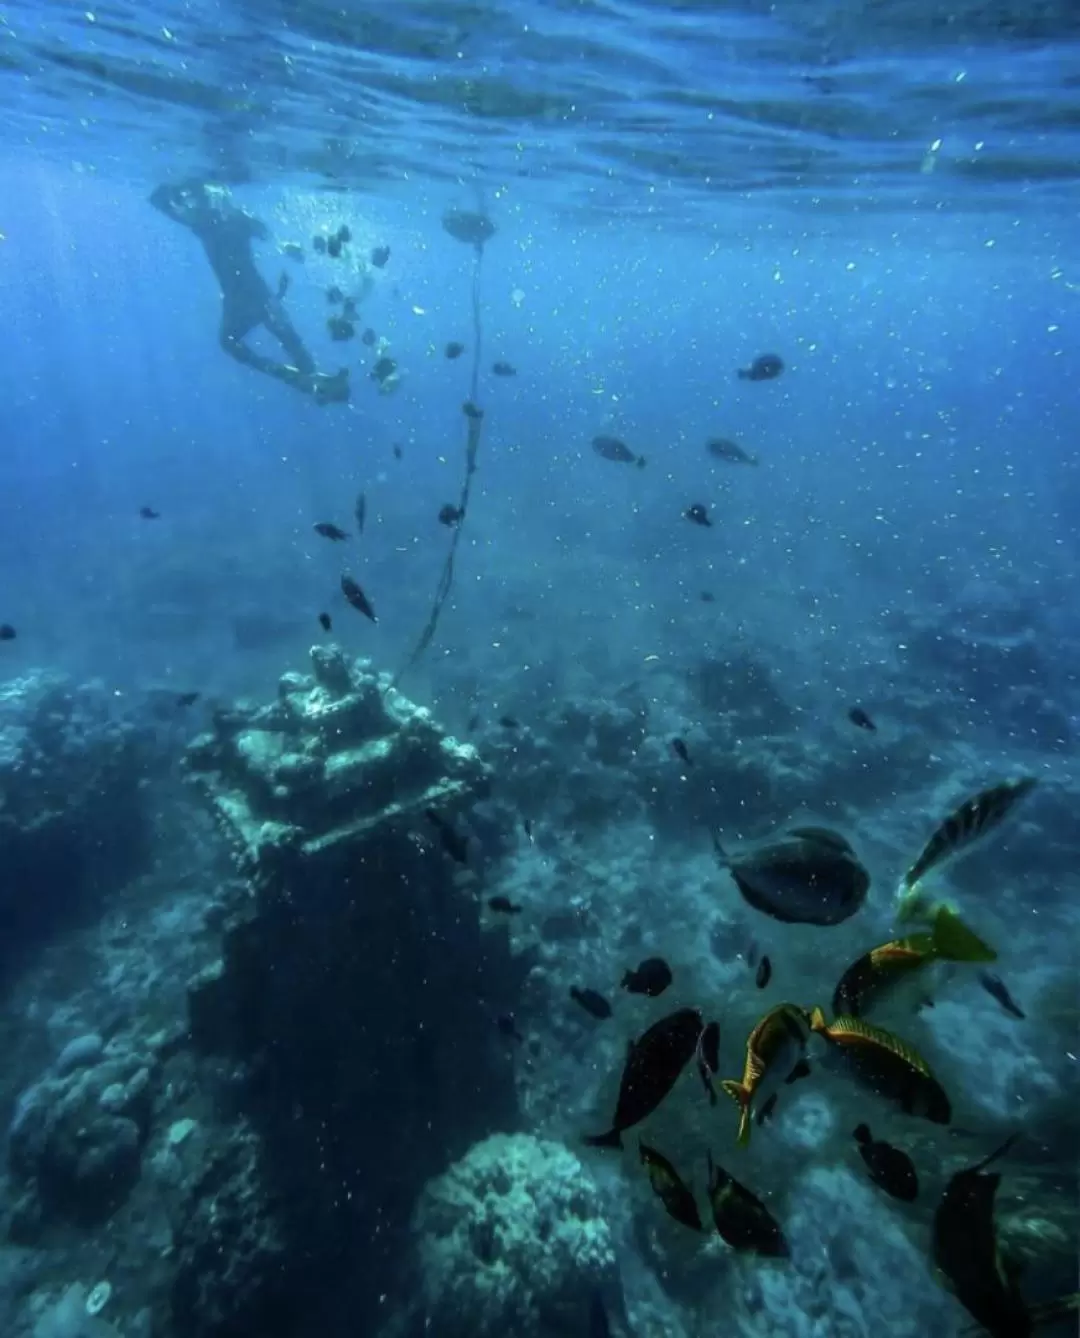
left=808, top=1006, right=829, bottom=1034
left=785, top=1058, right=811, bottom=1084
left=583, top=1128, right=623, bottom=1151
left=720, top=1080, right=753, bottom=1147
left=931, top=905, right=998, bottom=963
left=709, top=830, right=729, bottom=866
left=894, top=883, right=933, bottom=924
left=970, top=1132, right=1021, bottom=1176
left=853, top=1123, right=871, bottom=1145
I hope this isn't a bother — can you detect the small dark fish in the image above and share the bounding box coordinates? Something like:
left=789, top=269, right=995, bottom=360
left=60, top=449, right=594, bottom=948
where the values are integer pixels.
left=139, top=506, right=160, bottom=520
left=621, top=957, right=673, bottom=998
left=342, top=298, right=357, bottom=319
left=327, top=235, right=342, bottom=258
left=175, top=691, right=200, bottom=708
left=425, top=807, right=468, bottom=864
left=466, top=711, right=481, bottom=732
left=809, top=1008, right=951, bottom=1124
left=737, top=353, right=784, bottom=381
left=853, top=1123, right=918, bottom=1202
left=592, top=434, right=645, bottom=468
left=706, top=1153, right=789, bottom=1256
left=696, top=1020, right=721, bottom=1104
left=337, top=225, right=351, bottom=244
left=328, top=316, right=355, bottom=341
left=314, top=521, right=349, bottom=541
left=326, top=285, right=344, bottom=303
left=978, top=971, right=1025, bottom=1020
left=340, top=574, right=377, bottom=622
left=277, top=272, right=290, bottom=299
left=640, top=1142, right=703, bottom=1232
left=523, top=818, right=534, bottom=842
left=848, top=706, right=877, bottom=732
left=933, top=1135, right=1026, bottom=1338
left=370, top=245, right=390, bottom=268
left=707, top=438, right=758, bottom=465
left=671, top=737, right=692, bottom=765
left=445, top=341, right=465, bottom=360
left=438, top=504, right=465, bottom=527
left=755, top=956, right=772, bottom=990
left=354, top=492, right=367, bottom=534
left=371, top=357, right=397, bottom=384
left=899, top=777, right=1038, bottom=903
left=496, top=1013, right=524, bottom=1043
left=361, top=327, right=377, bottom=347
left=0, top=624, right=16, bottom=641
left=499, top=716, right=521, bottom=730
left=584, top=1007, right=704, bottom=1148
left=700, top=590, right=716, bottom=603
left=393, top=444, right=403, bottom=460
left=488, top=895, right=523, bottom=915
left=318, top=612, right=332, bottom=632
left=463, top=401, right=484, bottom=420
left=713, top=827, right=869, bottom=927
left=685, top=503, right=712, bottom=527
left=492, top=361, right=517, bottom=377
left=570, top=987, right=613, bottom=1020
left=313, top=234, right=327, bottom=253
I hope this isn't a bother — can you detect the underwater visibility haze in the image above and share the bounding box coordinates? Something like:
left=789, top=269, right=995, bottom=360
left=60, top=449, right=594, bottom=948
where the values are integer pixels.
left=0, top=1, right=1078, bottom=1336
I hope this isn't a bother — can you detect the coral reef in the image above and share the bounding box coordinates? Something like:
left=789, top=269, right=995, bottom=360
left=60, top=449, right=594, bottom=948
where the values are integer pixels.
left=0, top=673, right=149, bottom=960
left=408, top=1133, right=618, bottom=1338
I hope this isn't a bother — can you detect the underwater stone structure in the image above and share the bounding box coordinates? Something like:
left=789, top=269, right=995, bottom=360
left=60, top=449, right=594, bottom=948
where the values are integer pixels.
left=179, top=645, right=522, bottom=1338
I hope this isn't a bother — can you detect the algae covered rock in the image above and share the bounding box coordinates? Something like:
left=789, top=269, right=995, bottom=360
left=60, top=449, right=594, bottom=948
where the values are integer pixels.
left=411, top=1133, right=617, bottom=1338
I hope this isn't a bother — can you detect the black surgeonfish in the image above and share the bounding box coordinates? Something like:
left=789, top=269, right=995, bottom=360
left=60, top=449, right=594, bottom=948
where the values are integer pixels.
left=853, top=1123, right=918, bottom=1202
left=639, top=1142, right=703, bottom=1231
left=896, top=777, right=1038, bottom=923
left=712, top=826, right=869, bottom=927
left=932, top=1135, right=1030, bottom=1337
left=809, top=1008, right=951, bottom=1125
left=706, top=1153, right=788, bottom=1256
left=585, top=1007, right=704, bottom=1150
left=707, top=437, right=758, bottom=465
left=592, top=434, right=646, bottom=468
left=737, top=353, right=783, bottom=381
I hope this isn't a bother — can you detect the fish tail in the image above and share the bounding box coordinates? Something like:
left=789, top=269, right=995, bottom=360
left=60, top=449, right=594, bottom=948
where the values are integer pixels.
left=583, top=1128, right=624, bottom=1151
left=710, top=830, right=729, bottom=867
left=930, top=904, right=998, bottom=963
left=720, top=1080, right=753, bottom=1146
left=808, top=1005, right=829, bottom=1034
left=970, top=1131, right=1021, bottom=1176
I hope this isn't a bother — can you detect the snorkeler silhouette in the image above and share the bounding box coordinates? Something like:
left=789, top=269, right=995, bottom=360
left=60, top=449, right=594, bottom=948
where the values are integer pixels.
left=149, top=180, right=349, bottom=405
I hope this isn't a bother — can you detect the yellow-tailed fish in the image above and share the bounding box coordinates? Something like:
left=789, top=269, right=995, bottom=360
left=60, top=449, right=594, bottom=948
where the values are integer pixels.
left=809, top=1007, right=951, bottom=1124
left=721, top=1003, right=813, bottom=1147
left=896, top=777, right=1037, bottom=924
left=833, top=904, right=997, bottom=1017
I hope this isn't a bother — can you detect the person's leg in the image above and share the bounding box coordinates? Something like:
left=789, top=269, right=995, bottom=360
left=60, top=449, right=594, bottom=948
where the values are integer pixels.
left=219, top=303, right=349, bottom=405
left=262, top=298, right=316, bottom=376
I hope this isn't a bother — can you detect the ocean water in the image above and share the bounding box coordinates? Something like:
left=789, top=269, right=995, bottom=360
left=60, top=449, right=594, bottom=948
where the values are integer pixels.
left=0, top=1, right=1077, bottom=1337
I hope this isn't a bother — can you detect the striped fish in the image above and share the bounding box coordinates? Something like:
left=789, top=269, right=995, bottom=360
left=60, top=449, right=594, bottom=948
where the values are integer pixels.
left=809, top=1008, right=951, bottom=1124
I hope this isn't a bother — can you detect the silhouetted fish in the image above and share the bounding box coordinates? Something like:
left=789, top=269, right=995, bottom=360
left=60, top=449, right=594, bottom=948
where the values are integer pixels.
left=685, top=503, right=712, bottom=527
left=706, top=1153, right=788, bottom=1255
left=445, top=341, right=465, bottom=359
left=671, top=737, right=692, bottom=765
left=978, top=972, right=1025, bottom=1020
left=354, top=492, right=367, bottom=534
left=139, top=506, right=160, bottom=520
left=853, top=1123, right=918, bottom=1201
left=425, top=808, right=468, bottom=864
left=755, top=956, right=772, bottom=990
left=488, top=895, right=523, bottom=915
left=640, top=1142, right=703, bottom=1231
left=314, top=522, right=349, bottom=541
left=707, top=438, right=758, bottom=465
left=0, top=624, right=16, bottom=641
left=848, top=707, right=877, bottom=732
left=585, top=1007, right=703, bottom=1149
left=622, top=958, right=673, bottom=998
left=571, top=987, right=613, bottom=1020
left=318, top=612, right=332, bottom=632
left=371, top=245, right=390, bottom=268
left=713, top=827, right=869, bottom=927
left=737, top=353, right=784, bottom=381
left=340, top=574, right=376, bottom=622
left=592, top=435, right=645, bottom=468
left=492, top=361, right=517, bottom=377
